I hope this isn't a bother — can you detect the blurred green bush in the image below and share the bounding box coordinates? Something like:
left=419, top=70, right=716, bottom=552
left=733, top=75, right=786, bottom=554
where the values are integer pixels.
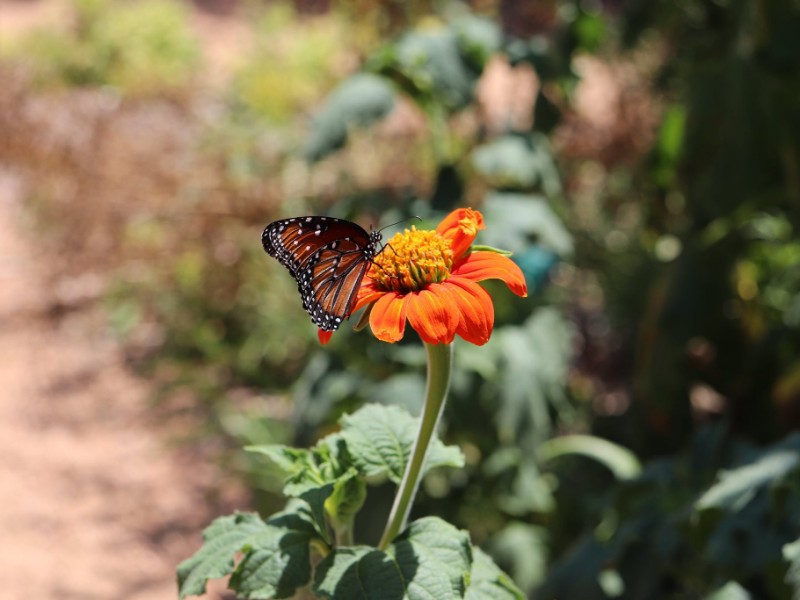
left=7, top=0, right=199, bottom=95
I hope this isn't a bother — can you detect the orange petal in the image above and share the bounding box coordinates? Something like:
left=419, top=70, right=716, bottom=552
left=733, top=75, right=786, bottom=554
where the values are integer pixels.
left=406, top=285, right=460, bottom=344
left=368, top=292, right=409, bottom=343
left=451, top=251, right=528, bottom=297
left=436, top=208, right=485, bottom=258
left=440, top=278, right=494, bottom=345
left=354, top=277, right=385, bottom=312
left=318, top=329, right=334, bottom=345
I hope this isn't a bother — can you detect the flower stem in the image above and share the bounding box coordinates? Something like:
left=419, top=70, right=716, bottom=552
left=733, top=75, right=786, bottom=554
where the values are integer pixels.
left=378, top=342, right=453, bottom=550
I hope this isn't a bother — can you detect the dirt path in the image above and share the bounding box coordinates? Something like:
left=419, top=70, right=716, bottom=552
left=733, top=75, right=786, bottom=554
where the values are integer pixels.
left=0, top=174, right=238, bottom=598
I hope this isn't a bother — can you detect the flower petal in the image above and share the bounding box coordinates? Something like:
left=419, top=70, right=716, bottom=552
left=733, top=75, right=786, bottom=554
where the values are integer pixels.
left=440, top=277, right=494, bottom=345
left=436, top=208, right=485, bottom=258
left=406, top=285, right=459, bottom=344
left=354, top=277, right=385, bottom=312
left=451, top=251, right=528, bottom=297
left=369, top=292, right=409, bottom=343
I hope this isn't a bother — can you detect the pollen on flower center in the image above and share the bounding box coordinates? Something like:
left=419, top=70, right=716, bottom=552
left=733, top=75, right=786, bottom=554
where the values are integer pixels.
left=371, top=227, right=454, bottom=292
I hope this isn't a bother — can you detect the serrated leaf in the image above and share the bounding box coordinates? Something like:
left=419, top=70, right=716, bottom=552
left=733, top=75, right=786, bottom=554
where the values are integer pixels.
left=465, top=548, right=525, bottom=600
left=177, top=512, right=270, bottom=598
left=325, top=469, right=367, bottom=531
left=314, top=546, right=405, bottom=599
left=340, top=403, right=464, bottom=484
left=228, top=511, right=318, bottom=599
left=537, top=434, right=642, bottom=480
left=247, top=444, right=331, bottom=497
left=386, top=517, right=473, bottom=600
left=298, top=484, right=335, bottom=544
left=313, top=517, right=472, bottom=600
left=696, top=433, right=800, bottom=511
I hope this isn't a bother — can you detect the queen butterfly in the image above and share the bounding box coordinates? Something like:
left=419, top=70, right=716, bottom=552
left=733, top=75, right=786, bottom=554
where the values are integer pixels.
left=262, top=216, right=382, bottom=331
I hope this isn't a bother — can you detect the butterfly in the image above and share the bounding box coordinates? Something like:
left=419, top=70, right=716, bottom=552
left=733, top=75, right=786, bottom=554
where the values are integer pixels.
left=262, top=216, right=383, bottom=331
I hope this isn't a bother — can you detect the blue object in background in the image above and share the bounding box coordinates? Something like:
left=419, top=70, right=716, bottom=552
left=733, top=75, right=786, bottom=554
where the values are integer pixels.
left=515, top=245, right=559, bottom=293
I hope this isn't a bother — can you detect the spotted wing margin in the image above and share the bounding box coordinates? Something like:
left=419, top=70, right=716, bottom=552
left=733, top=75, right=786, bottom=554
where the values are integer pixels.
left=300, top=241, right=373, bottom=331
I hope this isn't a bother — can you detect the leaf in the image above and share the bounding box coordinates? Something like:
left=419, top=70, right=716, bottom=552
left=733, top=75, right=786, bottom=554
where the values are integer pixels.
left=314, top=517, right=472, bottom=600
left=481, top=192, right=573, bottom=257
left=696, top=433, right=800, bottom=511
left=703, top=581, right=753, bottom=600
left=246, top=444, right=331, bottom=497
left=340, top=403, right=464, bottom=484
left=493, top=308, right=573, bottom=448
left=325, top=469, right=367, bottom=531
left=177, top=512, right=270, bottom=598
left=537, top=434, right=643, bottom=480
left=783, top=537, right=800, bottom=599
left=230, top=511, right=318, bottom=599
left=387, top=517, right=473, bottom=600
left=304, top=73, right=396, bottom=161
left=452, top=14, right=502, bottom=69
left=472, top=135, right=546, bottom=190
left=465, top=547, right=525, bottom=600
left=314, top=547, right=405, bottom=599
left=487, top=523, right=548, bottom=594
left=371, top=27, right=478, bottom=112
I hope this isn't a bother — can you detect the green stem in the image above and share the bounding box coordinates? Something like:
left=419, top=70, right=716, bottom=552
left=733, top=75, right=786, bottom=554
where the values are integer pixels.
left=378, top=342, right=453, bottom=550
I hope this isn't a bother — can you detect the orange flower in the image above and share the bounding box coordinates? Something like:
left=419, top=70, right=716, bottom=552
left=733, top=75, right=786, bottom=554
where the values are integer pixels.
left=320, top=208, right=527, bottom=346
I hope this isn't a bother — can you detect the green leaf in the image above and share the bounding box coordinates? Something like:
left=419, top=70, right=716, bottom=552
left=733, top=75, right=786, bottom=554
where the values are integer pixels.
left=387, top=517, right=473, bottom=599
left=325, top=469, right=367, bottom=531
left=472, top=135, right=548, bottom=190
left=177, top=512, right=269, bottom=598
left=370, top=27, right=478, bottom=112
left=696, top=433, right=800, bottom=511
left=465, top=547, right=525, bottom=600
left=314, top=547, right=405, bottom=599
left=314, top=517, right=472, bottom=600
left=783, top=537, right=800, bottom=598
left=230, top=511, right=318, bottom=599
left=340, top=403, right=464, bottom=484
left=304, top=73, right=396, bottom=161
left=487, top=523, right=548, bottom=593
left=493, top=309, right=573, bottom=448
left=537, top=435, right=643, bottom=480
left=246, top=444, right=330, bottom=497
left=452, top=14, right=502, bottom=70
left=298, top=484, right=335, bottom=544
left=481, top=192, right=573, bottom=257
left=703, top=581, right=753, bottom=600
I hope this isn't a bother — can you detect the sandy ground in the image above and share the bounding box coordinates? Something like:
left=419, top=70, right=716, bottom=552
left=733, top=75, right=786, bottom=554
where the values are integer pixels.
left=0, top=173, right=247, bottom=600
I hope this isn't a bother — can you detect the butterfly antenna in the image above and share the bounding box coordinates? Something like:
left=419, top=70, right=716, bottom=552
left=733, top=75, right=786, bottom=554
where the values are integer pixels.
left=376, top=215, right=422, bottom=234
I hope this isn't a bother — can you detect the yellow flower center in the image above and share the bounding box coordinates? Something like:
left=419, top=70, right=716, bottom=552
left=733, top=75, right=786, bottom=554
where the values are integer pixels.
left=371, top=227, right=454, bottom=292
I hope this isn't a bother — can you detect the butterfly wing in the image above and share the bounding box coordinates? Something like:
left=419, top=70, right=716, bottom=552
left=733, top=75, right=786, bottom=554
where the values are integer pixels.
left=262, top=216, right=380, bottom=331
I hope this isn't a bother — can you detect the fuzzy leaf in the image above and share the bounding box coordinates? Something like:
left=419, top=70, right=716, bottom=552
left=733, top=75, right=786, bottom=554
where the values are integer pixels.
left=465, top=547, right=525, bottom=600
left=177, top=512, right=270, bottom=598
left=230, top=511, right=318, bottom=599
left=340, top=403, right=464, bottom=484
left=314, top=517, right=472, bottom=600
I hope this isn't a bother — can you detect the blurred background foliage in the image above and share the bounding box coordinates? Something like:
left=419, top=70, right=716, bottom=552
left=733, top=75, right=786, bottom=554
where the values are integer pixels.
left=2, top=0, right=800, bottom=597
